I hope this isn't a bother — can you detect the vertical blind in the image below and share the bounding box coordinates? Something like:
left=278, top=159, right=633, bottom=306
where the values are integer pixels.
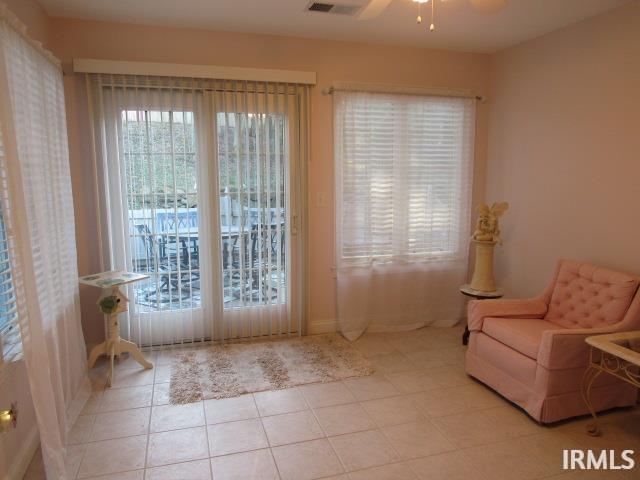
left=213, top=83, right=304, bottom=341
left=87, top=74, right=309, bottom=345
left=121, top=108, right=201, bottom=314
left=335, top=91, right=475, bottom=264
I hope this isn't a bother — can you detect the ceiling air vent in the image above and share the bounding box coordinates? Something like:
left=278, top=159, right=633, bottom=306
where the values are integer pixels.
left=308, top=2, right=334, bottom=12
left=306, top=2, right=361, bottom=16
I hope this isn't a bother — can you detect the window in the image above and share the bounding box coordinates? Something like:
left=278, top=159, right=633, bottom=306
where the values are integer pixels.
left=334, top=91, right=475, bottom=263
left=0, top=132, right=20, bottom=363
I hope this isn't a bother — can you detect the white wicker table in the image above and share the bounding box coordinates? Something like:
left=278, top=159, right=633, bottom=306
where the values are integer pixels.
left=582, top=331, right=640, bottom=435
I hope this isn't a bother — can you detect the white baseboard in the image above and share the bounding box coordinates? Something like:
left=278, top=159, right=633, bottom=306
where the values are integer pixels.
left=431, top=317, right=464, bottom=328
left=307, top=318, right=463, bottom=335
left=308, top=319, right=337, bottom=335
left=5, top=424, right=39, bottom=480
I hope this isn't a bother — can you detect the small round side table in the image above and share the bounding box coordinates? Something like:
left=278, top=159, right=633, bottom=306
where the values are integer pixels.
left=459, top=284, right=503, bottom=346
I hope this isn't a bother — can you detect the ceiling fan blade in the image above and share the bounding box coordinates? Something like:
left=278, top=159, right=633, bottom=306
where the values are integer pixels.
left=468, top=0, right=508, bottom=14
left=358, top=0, right=394, bottom=20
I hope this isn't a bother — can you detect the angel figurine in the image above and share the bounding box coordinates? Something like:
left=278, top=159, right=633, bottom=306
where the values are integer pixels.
left=472, top=201, right=509, bottom=244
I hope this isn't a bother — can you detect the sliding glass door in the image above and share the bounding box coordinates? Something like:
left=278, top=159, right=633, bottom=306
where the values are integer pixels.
left=212, top=85, right=301, bottom=339
left=117, top=107, right=207, bottom=345
left=92, top=77, right=307, bottom=345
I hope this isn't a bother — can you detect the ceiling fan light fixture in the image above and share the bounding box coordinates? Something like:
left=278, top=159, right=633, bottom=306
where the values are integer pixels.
left=413, top=0, right=429, bottom=24
left=429, top=0, right=436, bottom=32
left=360, top=0, right=507, bottom=32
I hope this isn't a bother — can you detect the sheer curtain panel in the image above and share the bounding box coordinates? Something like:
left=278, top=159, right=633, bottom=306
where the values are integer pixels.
left=334, top=90, right=475, bottom=340
left=0, top=4, right=90, bottom=478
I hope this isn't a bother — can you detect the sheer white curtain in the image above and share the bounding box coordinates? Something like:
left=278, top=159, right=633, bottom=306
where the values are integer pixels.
left=0, top=4, right=90, bottom=479
left=334, top=90, right=475, bottom=340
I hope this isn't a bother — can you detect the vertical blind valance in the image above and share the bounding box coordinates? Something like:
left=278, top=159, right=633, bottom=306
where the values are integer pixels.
left=335, top=91, right=475, bottom=265
left=89, top=73, right=306, bottom=95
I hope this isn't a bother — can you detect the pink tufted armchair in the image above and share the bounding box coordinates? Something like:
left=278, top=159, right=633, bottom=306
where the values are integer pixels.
left=465, top=259, right=640, bottom=423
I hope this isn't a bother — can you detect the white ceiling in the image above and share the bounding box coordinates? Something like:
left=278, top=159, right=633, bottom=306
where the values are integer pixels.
left=38, top=0, right=630, bottom=53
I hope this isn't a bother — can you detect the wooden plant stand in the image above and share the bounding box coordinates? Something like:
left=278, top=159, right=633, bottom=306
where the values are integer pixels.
left=80, top=271, right=153, bottom=387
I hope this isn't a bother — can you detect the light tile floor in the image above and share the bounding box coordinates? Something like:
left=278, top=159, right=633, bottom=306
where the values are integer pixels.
left=24, top=324, right=640, bottom=479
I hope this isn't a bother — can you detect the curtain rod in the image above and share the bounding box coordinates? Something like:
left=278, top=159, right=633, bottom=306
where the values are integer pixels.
left=322, top=85, right=486, bottom=103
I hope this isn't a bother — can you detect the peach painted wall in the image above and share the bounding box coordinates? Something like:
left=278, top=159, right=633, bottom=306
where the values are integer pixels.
left=48, top=19, right=491, bottom=343
left=4, top=0, right=51, bottom=44
left=486, top=1, right=640, bottom=297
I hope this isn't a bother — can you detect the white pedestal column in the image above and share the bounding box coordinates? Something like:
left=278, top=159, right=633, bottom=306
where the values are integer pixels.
left=469, top=239, right=498, bottom=293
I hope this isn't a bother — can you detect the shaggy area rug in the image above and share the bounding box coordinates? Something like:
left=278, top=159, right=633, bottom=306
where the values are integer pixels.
left=168, top=334, right=373, bottom=404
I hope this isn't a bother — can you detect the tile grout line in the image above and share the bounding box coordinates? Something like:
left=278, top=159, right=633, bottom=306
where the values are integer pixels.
left=140, top=367, right=155, bottom=478
left=252, top=392, right=283, bottom=480
left=307, top=391, right=349, bottom=476
left=202, top=399, right=215, bottom=480
left=71, top=391, right=102, bottom=479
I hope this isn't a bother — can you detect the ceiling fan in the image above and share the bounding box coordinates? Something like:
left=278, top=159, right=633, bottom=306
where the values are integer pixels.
left=358, top=0, right=508, bottom=31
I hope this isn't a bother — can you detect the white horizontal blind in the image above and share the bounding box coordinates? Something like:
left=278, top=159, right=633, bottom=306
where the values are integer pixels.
left=0, top=126, right=20, bottom=365
left=335, top=91, right=475, bottom=264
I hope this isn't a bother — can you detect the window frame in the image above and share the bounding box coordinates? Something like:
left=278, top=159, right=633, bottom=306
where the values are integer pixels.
left=0, top=136, right=21, bottom=365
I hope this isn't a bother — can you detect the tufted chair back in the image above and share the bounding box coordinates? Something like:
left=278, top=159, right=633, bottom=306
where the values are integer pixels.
left=544, top=260, right=640, bottom=329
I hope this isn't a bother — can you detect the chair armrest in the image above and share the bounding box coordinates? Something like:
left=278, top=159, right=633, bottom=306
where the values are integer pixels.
left=467, top=297, right=548, bottom=332
left=537, top=327, right=615, bottom=370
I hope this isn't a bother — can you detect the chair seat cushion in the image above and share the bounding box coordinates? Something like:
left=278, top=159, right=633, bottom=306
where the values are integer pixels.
left=482, top=317, right=563, bottom=360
